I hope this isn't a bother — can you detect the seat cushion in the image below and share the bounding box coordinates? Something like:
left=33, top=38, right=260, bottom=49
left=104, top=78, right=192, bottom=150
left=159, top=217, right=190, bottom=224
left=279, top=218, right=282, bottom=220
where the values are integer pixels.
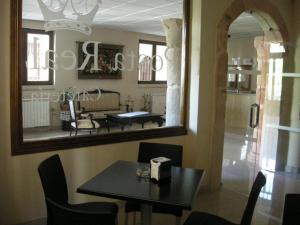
left=71, top=119, right=100, bottom=129
left=183, top=212, right=236, bottom=225
left=125, top=202, right=183, bottom=217
left=70, top=202, right=118, bottom=214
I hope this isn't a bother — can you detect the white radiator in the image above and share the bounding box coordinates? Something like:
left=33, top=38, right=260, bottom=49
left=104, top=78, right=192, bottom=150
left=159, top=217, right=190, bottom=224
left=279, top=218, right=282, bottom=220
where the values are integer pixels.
left=22, top=98, right=50, bottom=128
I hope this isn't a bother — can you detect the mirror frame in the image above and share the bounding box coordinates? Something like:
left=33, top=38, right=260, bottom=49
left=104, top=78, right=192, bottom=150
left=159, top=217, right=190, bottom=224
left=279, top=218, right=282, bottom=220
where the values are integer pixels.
left=10, top=0, right=190, bottom=155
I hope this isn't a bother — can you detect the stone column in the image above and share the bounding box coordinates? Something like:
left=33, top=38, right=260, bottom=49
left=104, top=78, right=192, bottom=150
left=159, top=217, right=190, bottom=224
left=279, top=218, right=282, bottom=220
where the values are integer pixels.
left=162, top=19, right=182, bottom=126
left=254, top=36, right=270, bottom=158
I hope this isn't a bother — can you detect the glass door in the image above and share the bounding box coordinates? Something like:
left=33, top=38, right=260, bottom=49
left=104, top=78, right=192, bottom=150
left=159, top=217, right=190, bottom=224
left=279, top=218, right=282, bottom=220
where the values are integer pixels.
left=222, top=58, right=263, bottom=195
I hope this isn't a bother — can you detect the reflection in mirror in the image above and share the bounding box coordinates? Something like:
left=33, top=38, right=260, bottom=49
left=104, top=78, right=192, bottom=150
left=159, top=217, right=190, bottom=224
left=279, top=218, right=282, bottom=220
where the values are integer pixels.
left=21, top=0, right=185, bottom=142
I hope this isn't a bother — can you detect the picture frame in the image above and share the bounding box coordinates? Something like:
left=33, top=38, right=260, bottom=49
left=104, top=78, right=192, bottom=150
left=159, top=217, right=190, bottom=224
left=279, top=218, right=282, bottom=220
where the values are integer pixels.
left=77, top=42, right=124, bottom=79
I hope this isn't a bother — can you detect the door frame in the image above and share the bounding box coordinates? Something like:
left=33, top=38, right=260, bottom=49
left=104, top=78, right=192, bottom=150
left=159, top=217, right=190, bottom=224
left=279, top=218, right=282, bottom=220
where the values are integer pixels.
left=209, top=0, right=290, bottom=190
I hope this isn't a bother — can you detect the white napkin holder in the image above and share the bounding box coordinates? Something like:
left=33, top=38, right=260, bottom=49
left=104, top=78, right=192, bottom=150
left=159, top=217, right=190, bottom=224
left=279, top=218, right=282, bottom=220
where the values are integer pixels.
left=150, top=157, right=172, bottom=182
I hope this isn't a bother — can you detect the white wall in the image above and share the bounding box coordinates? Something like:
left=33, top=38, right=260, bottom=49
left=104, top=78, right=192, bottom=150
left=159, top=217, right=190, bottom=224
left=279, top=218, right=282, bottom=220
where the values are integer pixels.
left=228, top=36, right=258, bottom=63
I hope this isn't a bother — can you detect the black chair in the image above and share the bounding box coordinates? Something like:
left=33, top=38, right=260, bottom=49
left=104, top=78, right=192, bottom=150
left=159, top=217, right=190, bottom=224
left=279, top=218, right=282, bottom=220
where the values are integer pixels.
left=125, top=142, right=183, bottom=225
left=38, top=154, right=118, bottom=225
left=183, top=172, right=266, bottom=225
left=46, top=198, right=117, bottom=225
left=282, top=194, right=300, bottom=225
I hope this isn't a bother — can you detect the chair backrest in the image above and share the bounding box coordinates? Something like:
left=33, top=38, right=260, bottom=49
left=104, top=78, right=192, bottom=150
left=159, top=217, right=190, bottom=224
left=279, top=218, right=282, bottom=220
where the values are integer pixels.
left=78, top=89, right=121, bottom=112
left=38, top=154, right=69, bottom=203
left=138, top=142, right=183, bottom=167
left=68, top=99, right=77, bottom=122
left=282, top=194, right=300, bottom=225
left=240, top=171, right=266, bottom=225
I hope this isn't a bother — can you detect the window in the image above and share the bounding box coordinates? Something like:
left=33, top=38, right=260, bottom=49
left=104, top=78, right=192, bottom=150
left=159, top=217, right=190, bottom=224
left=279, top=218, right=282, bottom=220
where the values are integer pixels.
left=22, top=29, right=54, bottom=85
left=138, top=40, right=167, bottom=84
left=268, top=58, right=283, bottom=101
left=12, top=0, right=189, bottom=155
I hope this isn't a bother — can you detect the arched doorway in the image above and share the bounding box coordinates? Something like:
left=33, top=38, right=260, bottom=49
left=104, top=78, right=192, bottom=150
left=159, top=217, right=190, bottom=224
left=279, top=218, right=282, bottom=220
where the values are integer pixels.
left=209, top=0, right=290, bottom=190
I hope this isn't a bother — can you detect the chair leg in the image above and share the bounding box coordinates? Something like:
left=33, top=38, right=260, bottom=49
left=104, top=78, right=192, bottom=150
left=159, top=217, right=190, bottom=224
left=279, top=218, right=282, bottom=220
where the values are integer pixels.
left=124, top=213, right=129, bottom=225
left=115, top=215, right=118, bottom=225
left=125, top=212, right=136, bottom=225
left=75, top=129, right=78, bottom=136
left=133, top=212, right=136, bottom=225
left=69, top=129, right=72, bottom=136
left=106, top=120, right=110, bottom=133
left=176, top=216, right=181, bottom=225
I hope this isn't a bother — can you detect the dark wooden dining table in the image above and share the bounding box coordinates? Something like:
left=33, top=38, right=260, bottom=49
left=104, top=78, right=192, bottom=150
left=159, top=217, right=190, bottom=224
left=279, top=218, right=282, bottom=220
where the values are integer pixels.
left=77, top=160, right=205, bottom=225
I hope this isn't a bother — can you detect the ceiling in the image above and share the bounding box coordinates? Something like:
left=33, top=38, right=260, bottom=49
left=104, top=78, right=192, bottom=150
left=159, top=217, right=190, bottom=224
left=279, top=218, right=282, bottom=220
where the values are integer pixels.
left=22, top=0, right=183, bottom=36
left=229, top=12, right=263, bottom=37
left=23, top=2, right=263, bottom=37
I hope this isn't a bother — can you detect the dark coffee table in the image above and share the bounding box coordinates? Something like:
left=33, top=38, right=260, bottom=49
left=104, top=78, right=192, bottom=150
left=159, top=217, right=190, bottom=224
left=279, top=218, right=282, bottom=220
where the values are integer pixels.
left=77, top=161, right=205, bottom=225
left=105, top=111, right=164, bottom=132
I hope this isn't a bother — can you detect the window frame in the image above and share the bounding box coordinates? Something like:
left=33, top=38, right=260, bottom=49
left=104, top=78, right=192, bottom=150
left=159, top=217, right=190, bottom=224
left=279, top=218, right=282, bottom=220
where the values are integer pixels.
left=22, top=28, right=54, bottom=86
left=138, top=40, right=167, bottom=84
left=10, top=0, right=190, bottom=155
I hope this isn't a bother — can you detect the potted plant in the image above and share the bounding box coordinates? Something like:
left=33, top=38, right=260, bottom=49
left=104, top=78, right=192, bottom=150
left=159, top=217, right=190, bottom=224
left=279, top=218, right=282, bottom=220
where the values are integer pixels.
left=60, top=88, right=74, bottom=111
left=141, top=93, right=151, bottom=112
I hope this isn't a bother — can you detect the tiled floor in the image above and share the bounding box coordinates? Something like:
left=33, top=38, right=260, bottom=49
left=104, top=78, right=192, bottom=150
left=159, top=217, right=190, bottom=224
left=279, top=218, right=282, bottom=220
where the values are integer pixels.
left=123, top=183, right=293, bottom=225
left=219, top=128, right=300, bottom=225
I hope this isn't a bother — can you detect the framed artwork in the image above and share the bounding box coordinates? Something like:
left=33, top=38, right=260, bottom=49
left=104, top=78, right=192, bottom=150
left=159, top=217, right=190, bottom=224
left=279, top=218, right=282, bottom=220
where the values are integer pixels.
left=77, top=42, right=124, bottom=79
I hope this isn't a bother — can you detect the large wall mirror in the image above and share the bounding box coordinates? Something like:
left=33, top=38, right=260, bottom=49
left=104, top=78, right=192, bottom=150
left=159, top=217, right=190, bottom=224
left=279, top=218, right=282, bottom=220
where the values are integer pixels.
left=11, top=0, right=190, bottom=154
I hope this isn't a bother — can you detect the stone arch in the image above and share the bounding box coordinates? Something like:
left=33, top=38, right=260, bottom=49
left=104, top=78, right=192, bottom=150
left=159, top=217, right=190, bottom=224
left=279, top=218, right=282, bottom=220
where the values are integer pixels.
left=209, top=0, right=290, bottom=189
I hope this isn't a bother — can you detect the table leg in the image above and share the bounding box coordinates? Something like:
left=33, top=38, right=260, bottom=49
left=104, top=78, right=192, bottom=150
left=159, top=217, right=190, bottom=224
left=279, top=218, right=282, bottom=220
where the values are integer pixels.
left=105, top=119, right=110, bottom=133
left=140, top=204, right=152, bottom=225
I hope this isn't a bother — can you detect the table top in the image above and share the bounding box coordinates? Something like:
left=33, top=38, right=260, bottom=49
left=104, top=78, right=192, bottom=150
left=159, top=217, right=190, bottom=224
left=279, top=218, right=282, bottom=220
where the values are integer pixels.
left=77, top=161, right=205, bottom=210
left=106, top=112, right=162, bottom=119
